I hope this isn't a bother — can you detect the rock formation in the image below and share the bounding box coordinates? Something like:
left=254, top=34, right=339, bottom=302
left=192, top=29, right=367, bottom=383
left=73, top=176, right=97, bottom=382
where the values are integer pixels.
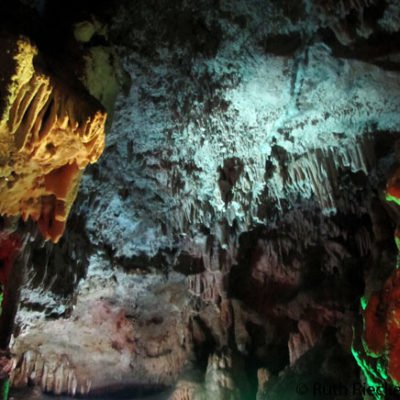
left=0, top=35, right=106, bottom=242
left=351, top=167, right=400, bottom=399
left=2, top=0, right=400, bottom=399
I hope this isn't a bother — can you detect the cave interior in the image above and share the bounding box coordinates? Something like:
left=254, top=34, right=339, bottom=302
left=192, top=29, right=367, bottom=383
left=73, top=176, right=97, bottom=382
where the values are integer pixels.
left=1, top=0, right=400, bottom=399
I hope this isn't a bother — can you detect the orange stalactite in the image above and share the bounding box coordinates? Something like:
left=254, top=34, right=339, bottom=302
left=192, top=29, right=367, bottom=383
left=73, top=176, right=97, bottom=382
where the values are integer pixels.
left=0, top=36, right=106, bottom=243
left=44, top=162, right=80, bottom=201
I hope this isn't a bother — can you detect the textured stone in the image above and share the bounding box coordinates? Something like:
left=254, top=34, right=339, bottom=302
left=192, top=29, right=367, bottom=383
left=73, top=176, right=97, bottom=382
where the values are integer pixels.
left=288, top=320, right=319, bottom=366
left=354, top=268, right=400, bottom=391
left=0, top=36, right=106, bottom=242
left=7, top=0, right=400, bottom=399
left=12, top=263, right=191, bottom=395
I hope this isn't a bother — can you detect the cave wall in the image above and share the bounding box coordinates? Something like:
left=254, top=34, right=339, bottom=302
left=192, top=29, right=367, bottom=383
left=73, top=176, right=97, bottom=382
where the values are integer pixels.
left=5, top=0, right=400, bottom=399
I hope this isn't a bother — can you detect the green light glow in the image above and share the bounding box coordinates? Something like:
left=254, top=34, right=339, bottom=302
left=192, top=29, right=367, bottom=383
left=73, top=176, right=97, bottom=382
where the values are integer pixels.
left=351, top=346, right=384, bottom=400
left=376, top=359, right=388, bottom=381
left=360, top=296, right=367, bottom=310
left=1, top=380, right=9, bottom=400
left=385, top=193, right=400, bottom=206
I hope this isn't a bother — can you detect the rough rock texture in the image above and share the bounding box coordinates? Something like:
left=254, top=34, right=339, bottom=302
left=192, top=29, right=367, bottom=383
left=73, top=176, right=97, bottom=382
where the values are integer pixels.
left=6, top=0, right=400, bottom=399
left=12, top=259, right=191, bottom=396
left=351, top=167, right=400, bottom=400
left=82, top=0, right=400, bottom=260
left=0, top=35, right=106, bottom=242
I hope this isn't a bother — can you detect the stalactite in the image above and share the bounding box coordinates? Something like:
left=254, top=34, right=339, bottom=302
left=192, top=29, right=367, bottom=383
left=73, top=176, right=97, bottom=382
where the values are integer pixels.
left=310, top=0, right=377, bottom=44
left=0, top=35, right=106, bottom=242
left=11, top=350, right=90, bottom=396
left=288, top=320, right=319, bottom=366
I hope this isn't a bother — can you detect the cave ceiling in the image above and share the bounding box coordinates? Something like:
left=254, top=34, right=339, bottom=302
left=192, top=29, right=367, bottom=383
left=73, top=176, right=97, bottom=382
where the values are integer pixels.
left=1, top=0, right=400, bottom=399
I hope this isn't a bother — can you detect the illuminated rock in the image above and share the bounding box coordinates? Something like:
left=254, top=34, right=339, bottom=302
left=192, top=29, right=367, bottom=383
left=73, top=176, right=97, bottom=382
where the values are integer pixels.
left=356, top=269, right=400, bottom=390
left=11, top=274, right=191, bottom=396
left=169, top=379, right=202, bottom=400
left=0, top=36, right=106, bottom=242
left=351, top=166, right=400, bottom=397
left=385, top=167, right=400, bottom=207
left=8, top=0, right=400, bottom=398
left=288, top=320, right=319, bottom=366
left=256, top=368, right=271, bottom=400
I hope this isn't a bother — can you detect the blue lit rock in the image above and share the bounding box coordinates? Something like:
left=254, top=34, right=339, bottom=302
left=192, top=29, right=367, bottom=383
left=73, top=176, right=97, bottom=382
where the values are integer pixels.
left=80, top=0, right=400, bottom=260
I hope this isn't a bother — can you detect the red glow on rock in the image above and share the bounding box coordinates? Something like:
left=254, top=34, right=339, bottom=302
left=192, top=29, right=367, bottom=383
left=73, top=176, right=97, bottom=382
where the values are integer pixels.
left=0, top=233, right=21, bottom=288
left=388, top=307, right=400, bottom=383
left=363, top=270, right=400, bottom=384
left=387, top=185, right=400, bottom=199
left=363, top=293, right=386, bottom=355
